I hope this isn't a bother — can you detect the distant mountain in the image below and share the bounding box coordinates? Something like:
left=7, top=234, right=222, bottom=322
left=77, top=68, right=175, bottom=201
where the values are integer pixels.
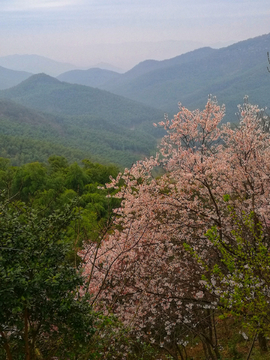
left=100, top=47, right=216, bottom=91
left=0, top=55, right=76, bottom=77
left=80, top=40, right=204, bottom=71
left=0, top=66, right=32, bottom=90
left=91, top=62, right=124, bottom=73
left=99, top=33, right=270, bottom=122
left=0, top=75, right=164, bottom=167
left=0, top=73, right=163, bottom=127
left=57, top=47, right=215, bottom=94
left=57, top=68, right=120, bottom=88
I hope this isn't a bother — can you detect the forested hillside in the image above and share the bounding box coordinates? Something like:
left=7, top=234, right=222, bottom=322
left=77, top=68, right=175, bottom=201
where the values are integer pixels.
left=58, top=47, right=215, bottom=89
left=97, top=33, right=270, bottom=120
left=55, top=34, right=270, bottom=123
left=0, top=73, right=162, bottom=126
left=0, top=77, right=164, bottom=167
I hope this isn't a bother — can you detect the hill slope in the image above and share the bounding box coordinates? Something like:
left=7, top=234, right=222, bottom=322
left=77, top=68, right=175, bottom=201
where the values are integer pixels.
left=99, top=33, right=270, bottom=121
left=0, top=78, right=164, bottom=167
left=0, top=73, right=163, bottom=128
left=57, top=47, right=215, bottom=92
left=0, top=66, right=32, bottom=90
left=57, top=68, right=120, bottom=87
left=101, top=47, right=216, bottom=91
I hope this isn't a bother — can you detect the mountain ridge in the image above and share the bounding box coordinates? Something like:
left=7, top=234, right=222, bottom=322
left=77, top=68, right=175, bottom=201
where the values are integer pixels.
left=0, top=73, right=164, bottom=127
left=0, top=66, right=32, bottom=90
left=0, top=75, right=164, bottom=167
left=57, top=68, right=119, bottom=88
left=0, top=54, right=76, bottom=77
left=97, top=32, right=270, bottom=120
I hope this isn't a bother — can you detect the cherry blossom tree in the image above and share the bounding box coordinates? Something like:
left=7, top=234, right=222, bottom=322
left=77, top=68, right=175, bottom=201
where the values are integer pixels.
left=81, top=97, right=270, bottom=359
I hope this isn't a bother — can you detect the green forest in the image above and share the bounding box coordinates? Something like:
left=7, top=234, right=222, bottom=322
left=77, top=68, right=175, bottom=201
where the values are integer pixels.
left=0, top=78, right=164, bottom=168
left=0, top=155, right=123, bottom=359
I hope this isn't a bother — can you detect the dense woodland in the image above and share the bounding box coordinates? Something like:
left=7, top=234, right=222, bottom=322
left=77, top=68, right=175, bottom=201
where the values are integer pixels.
left=0, top=94, right=164, bottom=167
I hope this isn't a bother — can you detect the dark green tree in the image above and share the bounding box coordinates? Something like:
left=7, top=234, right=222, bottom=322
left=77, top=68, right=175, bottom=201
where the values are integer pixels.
left=0, top=196, right=95, bottom=360
left=11, top=162, right=48, bottom=202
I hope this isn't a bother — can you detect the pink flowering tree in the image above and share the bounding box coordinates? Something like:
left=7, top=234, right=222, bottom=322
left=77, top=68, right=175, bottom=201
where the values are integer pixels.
left=81, top=97, right=270, bottom=359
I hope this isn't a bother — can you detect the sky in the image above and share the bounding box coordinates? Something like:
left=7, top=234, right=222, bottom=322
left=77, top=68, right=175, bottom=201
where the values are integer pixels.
left=1, top=0, right=270, bottom=70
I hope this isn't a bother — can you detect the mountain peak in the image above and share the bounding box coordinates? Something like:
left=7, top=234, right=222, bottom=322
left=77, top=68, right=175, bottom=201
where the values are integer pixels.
left=1, top=73, right=62, bottom=97
left=18, top=73, right=61, bottom=87
left=28, top=73, right=59, bottom=82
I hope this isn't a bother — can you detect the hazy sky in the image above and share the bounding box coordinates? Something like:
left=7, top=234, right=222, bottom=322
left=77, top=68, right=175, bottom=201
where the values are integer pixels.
left=1, top=0, right=270, bottom=69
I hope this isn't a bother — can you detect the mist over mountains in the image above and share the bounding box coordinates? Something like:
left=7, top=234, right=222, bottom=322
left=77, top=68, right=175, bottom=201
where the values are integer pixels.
left=64, top=33, right=270, bottom=120
left=0, top=54, right=76, bottom=77
left=57, top=68, right=119, bottom=88
left=0, top=33, right=269, bottom=166
left=0, top=66, right=32, bottom=90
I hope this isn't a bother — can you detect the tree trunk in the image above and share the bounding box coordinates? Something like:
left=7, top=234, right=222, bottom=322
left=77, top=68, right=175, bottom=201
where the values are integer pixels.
left=0, top=331, right=13, bottom=360
left=258, top=332, right=268, bottom=353
left=24, top=308, right=30, bottom=360
left=246, top=331, right=257, bottom=360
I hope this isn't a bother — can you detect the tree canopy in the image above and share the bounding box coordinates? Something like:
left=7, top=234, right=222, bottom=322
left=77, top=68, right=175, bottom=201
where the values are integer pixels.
left=0, top=198, right=94, bottom=360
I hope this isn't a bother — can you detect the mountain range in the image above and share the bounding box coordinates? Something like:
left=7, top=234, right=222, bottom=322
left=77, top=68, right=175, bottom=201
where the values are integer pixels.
left=58, top=33, right=270, bottom=120
left=0, top=54, right=76, bottom=77
left=0, top=33, right=269, bottom=166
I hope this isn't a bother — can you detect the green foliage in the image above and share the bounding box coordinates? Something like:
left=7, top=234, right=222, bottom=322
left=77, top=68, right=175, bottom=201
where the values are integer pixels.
left=204, top=210, right=270, bottom=336
left=84, top=313, right=160, bottom=360
left=0, top=155, right=126, bottom=358
left=0, top=197, right=95, bottom=359
left=0, top=133, right=93, bottom=167
left=11, top=162, right=48, bottom=202
left=0, top=156, right=120, bottom=246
